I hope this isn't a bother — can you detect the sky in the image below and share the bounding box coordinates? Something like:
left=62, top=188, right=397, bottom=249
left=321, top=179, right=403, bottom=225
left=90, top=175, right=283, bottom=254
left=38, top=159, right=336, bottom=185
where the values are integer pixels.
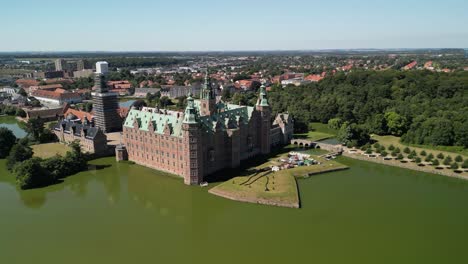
left=1, top=0, right=467, bottom=51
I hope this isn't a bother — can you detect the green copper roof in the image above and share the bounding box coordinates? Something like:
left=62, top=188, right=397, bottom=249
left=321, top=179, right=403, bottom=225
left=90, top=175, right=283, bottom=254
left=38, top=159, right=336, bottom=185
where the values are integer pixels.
left=124, top=109, right=184, bottom=138
left=124, top=99, right=255, bottom=136
left=198, top=101, right=254, bottom=133
left=256, top=84, right=269, bottom=107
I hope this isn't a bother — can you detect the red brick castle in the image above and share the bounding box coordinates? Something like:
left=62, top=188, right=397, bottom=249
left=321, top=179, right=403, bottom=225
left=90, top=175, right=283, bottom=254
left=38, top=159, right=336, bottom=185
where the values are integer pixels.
left=120, top=76, right=293, bottom=185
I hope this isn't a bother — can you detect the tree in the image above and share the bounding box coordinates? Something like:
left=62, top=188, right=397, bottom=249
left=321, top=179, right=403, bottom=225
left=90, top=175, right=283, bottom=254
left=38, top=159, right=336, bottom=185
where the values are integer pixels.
left=18, top=88, right=27, bottom=96
left=221, top=89, right=232, bottom=101
left=394, top=147, right=401, bottom=154
left=328, top=118, right=342, bottom=130
left=415, top=157, right=422, bottom=163
left=388, top=144, right=395, bottom=151
left=384, top=111, right=407, bottom=136
left=455, top=155, right=463, bottom=163
left=403, top=147, right=411, bottom=154
left=462, top=160, right=468, bottom=169
left=443, top=157, right=451, bottom=166
left=432, top=159, right=440, bottom=166
left=365, top=148, right=372, bottom=154
left=15, top=108, right=26, bottom=118
left=14, top=157, right=50, bottom=190
left=397, top=153, right=404, bottom=160
left=420, top=150, right=427, bottom=156
left=0, top=127, right=17, bottom=158
left=450, top=162, right=459, bottom=170
left=381, top=150, right=388, bottom=157
left=6, top=140, right=33, bottom=170
left=337, top=123, right=370, bottom=147
left=437, top=153, right=444, bottom=159
left=26, top=118, right=44, bottom=142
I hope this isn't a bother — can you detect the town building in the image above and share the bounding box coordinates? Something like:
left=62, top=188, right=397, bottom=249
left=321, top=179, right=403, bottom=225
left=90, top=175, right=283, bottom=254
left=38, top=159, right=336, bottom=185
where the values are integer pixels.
left=92, top=73, right=122, bottom=132
left=24, top=105, right=67, bottom=121
left=31, top=88, right=82, bottom=105
left=107, top=80, right=133, bottom=95
left=96, top=61, right=109, bottom=74
left=120, top=76, right=293, bottom=185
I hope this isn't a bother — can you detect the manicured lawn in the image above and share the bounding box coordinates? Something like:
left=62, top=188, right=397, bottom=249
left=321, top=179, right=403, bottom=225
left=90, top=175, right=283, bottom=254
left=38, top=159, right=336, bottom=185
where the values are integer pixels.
left=373, top=135, right=468, bottom=158
left=209, top=146, right=348, bottom=208
left=294, top=122, right=338, bottom=142
left=209, top=171, right=299, bottom=208
left=32, top=143, right=71, bottom=158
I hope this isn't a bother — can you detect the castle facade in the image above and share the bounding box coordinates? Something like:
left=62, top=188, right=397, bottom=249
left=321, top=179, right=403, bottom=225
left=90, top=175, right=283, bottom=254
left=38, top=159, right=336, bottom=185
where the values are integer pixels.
left=120, top=78, right=293, bottom=185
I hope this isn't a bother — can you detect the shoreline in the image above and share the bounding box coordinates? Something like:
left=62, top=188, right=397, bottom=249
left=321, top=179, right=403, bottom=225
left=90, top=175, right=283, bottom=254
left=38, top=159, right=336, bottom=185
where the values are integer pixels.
left=208, top=186, right=300, bottom=209
left=342, top=152, right=468, bottom=181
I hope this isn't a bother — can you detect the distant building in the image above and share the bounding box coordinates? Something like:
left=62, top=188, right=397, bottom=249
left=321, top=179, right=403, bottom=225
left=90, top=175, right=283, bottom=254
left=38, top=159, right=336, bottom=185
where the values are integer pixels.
left=73, top=69, right=94, bottom=78
left=160, top=84, right=202, bottom=98
left=33, top=71, right=64, bottom=79
left=92, top=73, right=121, bottom=132
left=55, top=59, right=66, bottom=71
left=96, top=61, right=109, bottom=74
left=107, top=80, right=133, bottom=95
left=31, top=89, right=82, bottom=105
left=403, top=61, right=417, bottom=70
left=24, top=105, right=67, bottom=121
left=76, top=59, right=86, bottom=71
left=54, top=116, right=108, bottom=155
left=281, top=78, right=308, bottom=87
left=134, top=88, right=161, bottom=98
left=304, top=73, right=325, bottom=82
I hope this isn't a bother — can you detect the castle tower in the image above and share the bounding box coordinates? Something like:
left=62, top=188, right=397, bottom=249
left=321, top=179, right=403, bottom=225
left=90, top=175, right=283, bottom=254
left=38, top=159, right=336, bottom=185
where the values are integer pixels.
left=92, top=73, right=122, bottom=133
left=182, top=94, right=203, bottom=185
left=199, top=70, right=216, bottom=116
left=256, top=84, right=271, bottom=154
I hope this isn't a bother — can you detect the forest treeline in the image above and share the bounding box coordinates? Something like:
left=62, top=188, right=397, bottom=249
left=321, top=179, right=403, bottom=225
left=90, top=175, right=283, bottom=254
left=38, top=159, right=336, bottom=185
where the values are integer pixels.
left=268, top=70, right=468, bottom=147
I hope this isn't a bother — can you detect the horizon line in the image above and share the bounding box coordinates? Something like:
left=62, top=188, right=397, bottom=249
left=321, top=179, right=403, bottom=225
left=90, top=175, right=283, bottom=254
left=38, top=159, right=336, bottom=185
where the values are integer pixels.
left=0, top=48, right=467, bottom=53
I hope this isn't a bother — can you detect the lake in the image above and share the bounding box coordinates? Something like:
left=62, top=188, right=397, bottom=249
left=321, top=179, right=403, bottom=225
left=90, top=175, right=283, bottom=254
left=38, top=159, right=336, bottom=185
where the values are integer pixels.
left=0, top=116, right=27, bottom=138
left=1, top=156, right=468, bottom=264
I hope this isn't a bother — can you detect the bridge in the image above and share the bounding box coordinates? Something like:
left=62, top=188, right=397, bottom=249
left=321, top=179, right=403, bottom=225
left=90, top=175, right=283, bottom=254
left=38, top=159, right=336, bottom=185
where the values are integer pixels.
left=291, top=139, right=343, bottom=153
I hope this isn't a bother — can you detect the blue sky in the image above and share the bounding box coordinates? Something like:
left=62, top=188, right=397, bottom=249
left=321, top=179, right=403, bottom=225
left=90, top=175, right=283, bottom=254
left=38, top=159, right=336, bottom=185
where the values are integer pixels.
left=1, top=0, right=467, bottom=51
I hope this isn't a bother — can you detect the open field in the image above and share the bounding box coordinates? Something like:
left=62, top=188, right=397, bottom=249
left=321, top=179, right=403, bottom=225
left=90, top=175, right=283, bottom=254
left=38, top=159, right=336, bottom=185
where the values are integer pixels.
left=209, top=146, right=348, bottom=208
left=32, top=143, right=71, bottom=158
left=373, top=135, right=468, bottom=158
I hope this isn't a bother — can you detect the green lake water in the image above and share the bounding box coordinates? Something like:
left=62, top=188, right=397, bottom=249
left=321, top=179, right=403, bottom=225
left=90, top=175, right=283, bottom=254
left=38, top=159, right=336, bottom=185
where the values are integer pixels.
left=1, top=156, right=468, bottom=263
left=0, top=116, right=27, bottom=138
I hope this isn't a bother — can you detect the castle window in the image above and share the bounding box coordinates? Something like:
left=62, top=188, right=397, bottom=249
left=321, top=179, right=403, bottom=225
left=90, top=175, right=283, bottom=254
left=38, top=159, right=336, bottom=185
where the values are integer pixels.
left=208, top=149, right=215, bottom=162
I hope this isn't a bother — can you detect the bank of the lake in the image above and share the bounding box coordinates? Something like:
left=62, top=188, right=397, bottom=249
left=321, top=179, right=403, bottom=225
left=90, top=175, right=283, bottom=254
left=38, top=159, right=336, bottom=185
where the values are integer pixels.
left=1, top=156, right=468, bottom=264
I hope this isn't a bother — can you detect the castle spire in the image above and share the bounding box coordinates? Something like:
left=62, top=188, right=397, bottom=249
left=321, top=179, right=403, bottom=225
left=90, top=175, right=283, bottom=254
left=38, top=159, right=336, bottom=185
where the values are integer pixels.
left=201, top=68, right=214, bottom=100
left=183, top=93, right=199, bottom=124
left=256, top=83, right=269, bottom=107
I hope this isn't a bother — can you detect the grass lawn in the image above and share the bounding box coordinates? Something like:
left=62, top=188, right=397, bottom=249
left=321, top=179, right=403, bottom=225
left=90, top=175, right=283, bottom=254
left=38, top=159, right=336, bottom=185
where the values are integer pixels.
left=32, top=143, right=71, bottom=158
left=294, top=122, right=338, bottom=142
left=373, top=135, right=467, bottom=158
left=209, top=146, right=348, bottom=208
